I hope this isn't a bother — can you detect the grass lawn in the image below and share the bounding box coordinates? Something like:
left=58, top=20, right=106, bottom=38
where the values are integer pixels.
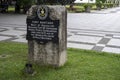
left=0, top=42, right=120, bottom=80
left=8, top=6, right=15, bottom=12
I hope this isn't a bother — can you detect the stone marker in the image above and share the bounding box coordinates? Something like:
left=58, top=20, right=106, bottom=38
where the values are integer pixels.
left=26, top=5, right=67, bottom=67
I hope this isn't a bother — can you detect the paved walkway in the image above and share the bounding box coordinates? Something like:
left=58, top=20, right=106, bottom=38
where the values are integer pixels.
left=0, top=7, right=120, bottom=54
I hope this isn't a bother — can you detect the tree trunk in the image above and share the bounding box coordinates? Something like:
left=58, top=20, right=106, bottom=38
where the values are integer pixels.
left=15, top=3, right=20, bottom=13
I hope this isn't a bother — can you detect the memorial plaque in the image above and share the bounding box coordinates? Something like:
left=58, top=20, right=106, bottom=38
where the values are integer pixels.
left=26, top=5, right=59, bottom=44
left=27, top=5, right=67, bottom=67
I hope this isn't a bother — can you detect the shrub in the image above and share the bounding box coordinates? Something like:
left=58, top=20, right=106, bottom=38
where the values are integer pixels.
left=83, top=3, right=92, bottom=12
left=96, top=1, right=102, bottom=8
left=37, top=0, right=75, bottom=5
left=83, top=3, right=92, bottom=9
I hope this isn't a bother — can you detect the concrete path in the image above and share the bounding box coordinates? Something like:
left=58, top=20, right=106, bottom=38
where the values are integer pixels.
left=0, top=7, right=120, bottom=54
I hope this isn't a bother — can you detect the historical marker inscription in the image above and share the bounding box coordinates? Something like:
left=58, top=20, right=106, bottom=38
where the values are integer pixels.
left=26, top=6, right=59, bottom=44
left=26, top=18, right=59, bottom=44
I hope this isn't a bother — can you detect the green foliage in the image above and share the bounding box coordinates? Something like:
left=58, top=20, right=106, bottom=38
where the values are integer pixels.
left=96, top=0, right=106, bottom=3
left=83, top=3, right=92, bottom=9
left=96, top=0, right=102, bottom=7
left=105, top=3, right=113, bottom=8
left=17, top=0, right=33, bottom=6
left=37, top=0, right=75, bottom=5
left=22, top=0, right=33, bottom=5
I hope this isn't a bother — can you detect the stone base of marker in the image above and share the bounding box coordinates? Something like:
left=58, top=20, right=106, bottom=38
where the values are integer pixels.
left=27, top=5, right=67, bottom=67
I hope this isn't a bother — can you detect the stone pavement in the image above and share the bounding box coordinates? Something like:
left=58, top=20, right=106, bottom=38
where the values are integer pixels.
left=0, top=7, right=120, bottom=54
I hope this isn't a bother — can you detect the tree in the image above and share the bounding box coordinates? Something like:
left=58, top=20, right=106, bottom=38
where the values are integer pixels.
left=15, top=0, right=21, bottom=13
left=96, top=0, right=102, bottom=10
left=37, top=0, right=75, bottom=5
left=21, top=0, right=33, bottom=13
left=100, top=0, right=106, bottom=3
left=96, top=0, right=106, bottom=3
left=15, top=0, right=75, bottom=13
left=15, top=0, right=33, bottom=13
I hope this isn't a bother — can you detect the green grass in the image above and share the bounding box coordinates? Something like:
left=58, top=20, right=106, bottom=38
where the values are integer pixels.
left=8, top=6, right=15, bottom=12
left=0, top=42, right=120, bottom=80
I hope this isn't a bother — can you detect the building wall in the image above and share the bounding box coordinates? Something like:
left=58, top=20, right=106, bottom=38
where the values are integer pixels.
left=74, top=0, right=96, bottom=3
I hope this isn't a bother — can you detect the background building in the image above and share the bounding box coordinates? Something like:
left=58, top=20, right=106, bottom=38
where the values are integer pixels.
left=74, top=0, right=96, bottom=3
